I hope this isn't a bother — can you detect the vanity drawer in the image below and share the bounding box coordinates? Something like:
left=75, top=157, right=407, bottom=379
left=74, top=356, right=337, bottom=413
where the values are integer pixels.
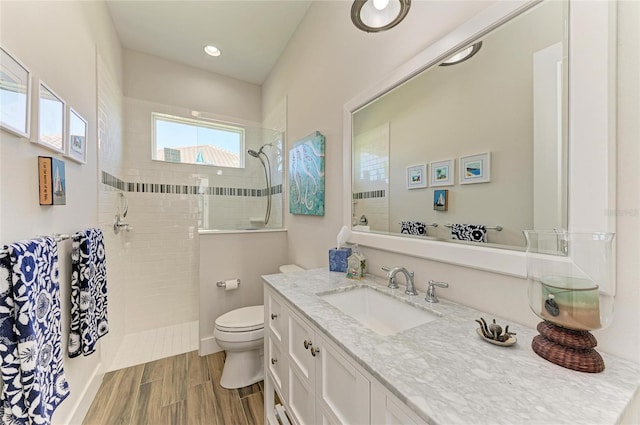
left=268, top=335, right=285, bottom=393
left=267, top=291, right=285, bottom=344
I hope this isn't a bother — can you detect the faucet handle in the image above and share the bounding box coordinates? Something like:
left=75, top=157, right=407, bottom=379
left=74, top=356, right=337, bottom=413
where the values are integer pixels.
left=381, top=266, right=399, bottom=289
left=426, top=280, right=448, bottom=303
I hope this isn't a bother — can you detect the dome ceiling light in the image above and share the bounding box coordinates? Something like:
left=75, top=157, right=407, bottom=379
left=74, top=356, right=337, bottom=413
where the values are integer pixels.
left=440, top=42, right=483, bottom=66
left=351, top=0, right=411, bottom=33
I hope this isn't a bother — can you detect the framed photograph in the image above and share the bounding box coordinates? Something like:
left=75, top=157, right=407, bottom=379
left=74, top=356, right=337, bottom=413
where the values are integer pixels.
left=406, top=164, right=427, bottom=189
left=36, top=81, right=66, bottom=154
left=460, top=152, right=491, bottom=184
left=433, top=189, right=448, bottom=211
left=66, top=107, right=87, bottom=164
left=430, top=159, right=454, bottom=186
left=0, top=47, right=31, bottom=138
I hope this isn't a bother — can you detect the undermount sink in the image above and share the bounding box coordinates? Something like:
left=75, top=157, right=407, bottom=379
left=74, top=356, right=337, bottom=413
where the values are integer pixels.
left=318, top=286, right=440, bottom=336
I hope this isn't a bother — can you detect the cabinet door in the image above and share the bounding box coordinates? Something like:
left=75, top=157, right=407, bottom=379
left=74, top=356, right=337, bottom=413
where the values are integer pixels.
left=288, top=365, right=316, bottom=425
left=267, top=291, right=285, bottom=344
left=371, top=382, right=421, bottom=425
left=288, top=311, right=316, bottom=386
left=316, top=335, right=370, bottom=425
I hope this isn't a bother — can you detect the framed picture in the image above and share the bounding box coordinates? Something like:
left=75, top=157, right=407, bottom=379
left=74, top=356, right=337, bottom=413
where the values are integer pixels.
left=38, top=156, right=66, bottom=205
left=430, top=159, right=454, bottom=186
left=66, top=107, right=87, bottom=164
left=36, top=81, right=66, bottom=154
left=460, top=152, right=491, bottom=184
left=0, top=47, right=31, bottom=138
left=289, top=131, right=325, bottom=216
left=406, top=164, right=427, bottom=189
left=433, top=189, right=448, bottom=211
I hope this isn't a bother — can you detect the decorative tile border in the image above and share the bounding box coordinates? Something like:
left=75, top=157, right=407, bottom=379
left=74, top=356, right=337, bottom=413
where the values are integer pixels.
left=353, top=190, right=386, bottom=200
left=101, top=171, right=282, bottom=197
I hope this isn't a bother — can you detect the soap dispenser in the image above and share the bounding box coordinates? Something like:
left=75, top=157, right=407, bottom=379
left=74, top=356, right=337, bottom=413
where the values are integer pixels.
left=346, top=244, right=366, bottom=279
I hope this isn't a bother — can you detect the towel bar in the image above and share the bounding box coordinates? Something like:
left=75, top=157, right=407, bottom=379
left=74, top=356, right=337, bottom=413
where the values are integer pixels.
left=1, top=233, right=71, bottom=255
left=445, top=224, right=503, bottom=231
left=399, top=222, right=438, bottom=227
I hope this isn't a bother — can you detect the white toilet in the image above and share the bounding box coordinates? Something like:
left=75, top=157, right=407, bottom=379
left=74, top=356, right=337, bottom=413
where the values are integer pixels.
left=214, top=264, right=303, bottom=389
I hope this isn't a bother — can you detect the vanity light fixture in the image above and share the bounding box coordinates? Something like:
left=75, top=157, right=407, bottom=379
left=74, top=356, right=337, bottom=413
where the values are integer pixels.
left=204, top=45, right=221, bottom=57
left=351, top=0, right=411, bottom=33
left=440, top=41, right=482, bottom=66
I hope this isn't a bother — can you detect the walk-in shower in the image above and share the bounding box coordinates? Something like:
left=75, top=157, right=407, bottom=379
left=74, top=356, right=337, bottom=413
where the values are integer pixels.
left=193, top=124, right=283, bottom=231
left=248, top=143, right=272, bottom=225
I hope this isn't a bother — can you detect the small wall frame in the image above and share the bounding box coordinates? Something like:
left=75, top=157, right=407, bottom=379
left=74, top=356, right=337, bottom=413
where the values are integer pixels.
left=0, top=47, right=31, bottom=138
left=36, top=81, right=66, bottom=154
left=406, top=164, right=427, bottom=189
left=460, top=152, right=491, bottom=184
left=430, top=159, right=454, bottom=187
left=433, top=189, right=449, bottom=211
left=66, top=107, right=87, bottom=164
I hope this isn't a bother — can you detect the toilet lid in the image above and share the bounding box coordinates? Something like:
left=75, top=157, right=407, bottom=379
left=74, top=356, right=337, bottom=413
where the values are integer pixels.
left=215, top=305, right=264, bottom=332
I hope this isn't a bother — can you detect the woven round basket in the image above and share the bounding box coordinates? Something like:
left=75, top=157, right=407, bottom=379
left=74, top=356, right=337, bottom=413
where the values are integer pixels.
left=532, top=321, right=604, bottom=373
left=536, top=321, right=598, bottom=349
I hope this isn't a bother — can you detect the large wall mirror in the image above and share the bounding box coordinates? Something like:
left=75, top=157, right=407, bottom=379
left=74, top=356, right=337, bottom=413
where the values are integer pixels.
left=352, top=0, right=567, bottom=250
left=343, top=0, right=616, bottom=282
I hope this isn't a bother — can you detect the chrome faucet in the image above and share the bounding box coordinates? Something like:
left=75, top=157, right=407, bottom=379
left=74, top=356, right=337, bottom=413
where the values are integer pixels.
left=381, top=266, right=418, bottom=296
left=425, top=280, right=449, bottom=303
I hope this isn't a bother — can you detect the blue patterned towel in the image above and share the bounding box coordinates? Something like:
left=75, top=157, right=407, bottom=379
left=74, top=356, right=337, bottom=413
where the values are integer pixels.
left=400, top=221, right=427, bottom=236
left=68, top=228, right=108, bottom=358
left=450, top=224, right=487, bottom=243
left=0, top=237, right=70, bottom=424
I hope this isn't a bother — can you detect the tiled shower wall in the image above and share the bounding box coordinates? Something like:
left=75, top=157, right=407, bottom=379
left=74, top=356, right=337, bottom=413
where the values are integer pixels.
left=352, top=123, right=390, bottom=232
left=97, top=55, right=126, bottom=369
left=96, top=97, right=284, bottom=335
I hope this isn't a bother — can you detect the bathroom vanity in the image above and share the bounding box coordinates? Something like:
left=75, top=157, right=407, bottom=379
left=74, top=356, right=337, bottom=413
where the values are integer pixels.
left=262, top=269, right=640, bottom=425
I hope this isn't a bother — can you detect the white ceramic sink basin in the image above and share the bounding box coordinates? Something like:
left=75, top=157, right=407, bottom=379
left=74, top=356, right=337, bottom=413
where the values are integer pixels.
left=319, top=287, right=439, bottom=336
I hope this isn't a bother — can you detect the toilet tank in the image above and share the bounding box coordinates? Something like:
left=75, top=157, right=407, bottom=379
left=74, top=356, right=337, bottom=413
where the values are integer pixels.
left=279, top=264, right=304, bottom=273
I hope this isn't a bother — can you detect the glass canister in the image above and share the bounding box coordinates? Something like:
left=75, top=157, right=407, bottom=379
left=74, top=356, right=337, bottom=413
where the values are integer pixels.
left=524, top=230, right=615, bottom=331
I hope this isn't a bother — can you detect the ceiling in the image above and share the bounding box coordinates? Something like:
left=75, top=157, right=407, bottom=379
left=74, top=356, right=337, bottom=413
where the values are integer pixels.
left=105, top=0, right=313, bottom=86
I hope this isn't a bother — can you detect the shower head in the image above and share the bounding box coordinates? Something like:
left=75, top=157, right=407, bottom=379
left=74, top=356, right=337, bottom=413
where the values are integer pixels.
left=248, top=149, right=260, bottom=158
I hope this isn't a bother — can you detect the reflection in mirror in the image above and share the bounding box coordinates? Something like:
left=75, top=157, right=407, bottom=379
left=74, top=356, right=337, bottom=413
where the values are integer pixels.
left=352, top=0, right=568, bottom=252
left=38, top=82, right=65, bottom=153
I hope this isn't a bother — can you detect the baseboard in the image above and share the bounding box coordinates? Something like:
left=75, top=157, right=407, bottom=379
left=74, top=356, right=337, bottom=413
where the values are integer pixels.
left=200, top=335, right=223, bottom=356
left=65, top=363, right=104, bottom=425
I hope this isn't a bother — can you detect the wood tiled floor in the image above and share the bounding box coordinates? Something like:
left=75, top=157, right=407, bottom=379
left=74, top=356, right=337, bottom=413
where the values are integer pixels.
left=83, top=350, right=264, bottom=425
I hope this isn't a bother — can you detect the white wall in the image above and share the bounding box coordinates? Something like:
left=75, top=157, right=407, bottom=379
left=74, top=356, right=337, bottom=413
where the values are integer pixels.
left=0, top=1, right=123, bottom=423
left=124, top=49, right=261, bottom=123
left=199, top=231, right=288, bottom=355
left=263, top=1, right=640, bottom=362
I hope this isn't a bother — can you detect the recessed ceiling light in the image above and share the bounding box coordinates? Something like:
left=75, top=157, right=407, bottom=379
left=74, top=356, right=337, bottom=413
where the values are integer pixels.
left=351, top=0, right=411, bottom=33
left=204, top=45, right=221, bottom=57
left=440, top=42, right=482, bottom=66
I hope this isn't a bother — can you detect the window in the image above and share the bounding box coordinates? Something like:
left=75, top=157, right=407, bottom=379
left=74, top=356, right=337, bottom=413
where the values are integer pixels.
left=152, top=113, right=244, bottom=168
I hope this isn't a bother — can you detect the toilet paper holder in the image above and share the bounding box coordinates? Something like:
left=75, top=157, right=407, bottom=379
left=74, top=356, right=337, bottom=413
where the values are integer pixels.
left=216, top=279, right=241, bottom=288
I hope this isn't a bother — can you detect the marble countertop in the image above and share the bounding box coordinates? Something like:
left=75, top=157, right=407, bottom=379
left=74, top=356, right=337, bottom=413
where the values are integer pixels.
left=262, top=268, right=640, bottom=425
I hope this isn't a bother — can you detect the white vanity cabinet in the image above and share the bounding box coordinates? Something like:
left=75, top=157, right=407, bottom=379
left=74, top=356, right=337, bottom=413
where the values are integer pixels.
left=265, top=287, right=377, bottom=425
left=266, top=290, right=288, bottom=399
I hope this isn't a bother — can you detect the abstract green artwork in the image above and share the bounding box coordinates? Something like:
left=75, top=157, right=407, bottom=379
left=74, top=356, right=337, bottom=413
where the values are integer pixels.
left=289, top=131, right=325, bottom=216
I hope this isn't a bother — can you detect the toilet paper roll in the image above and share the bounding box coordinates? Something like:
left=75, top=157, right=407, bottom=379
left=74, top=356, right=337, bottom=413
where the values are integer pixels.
left=225, top=279, right=239, bottom=291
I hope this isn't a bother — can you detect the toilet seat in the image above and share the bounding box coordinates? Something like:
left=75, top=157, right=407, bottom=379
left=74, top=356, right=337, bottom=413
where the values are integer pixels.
left=215, top=305, right=264, bottom=333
